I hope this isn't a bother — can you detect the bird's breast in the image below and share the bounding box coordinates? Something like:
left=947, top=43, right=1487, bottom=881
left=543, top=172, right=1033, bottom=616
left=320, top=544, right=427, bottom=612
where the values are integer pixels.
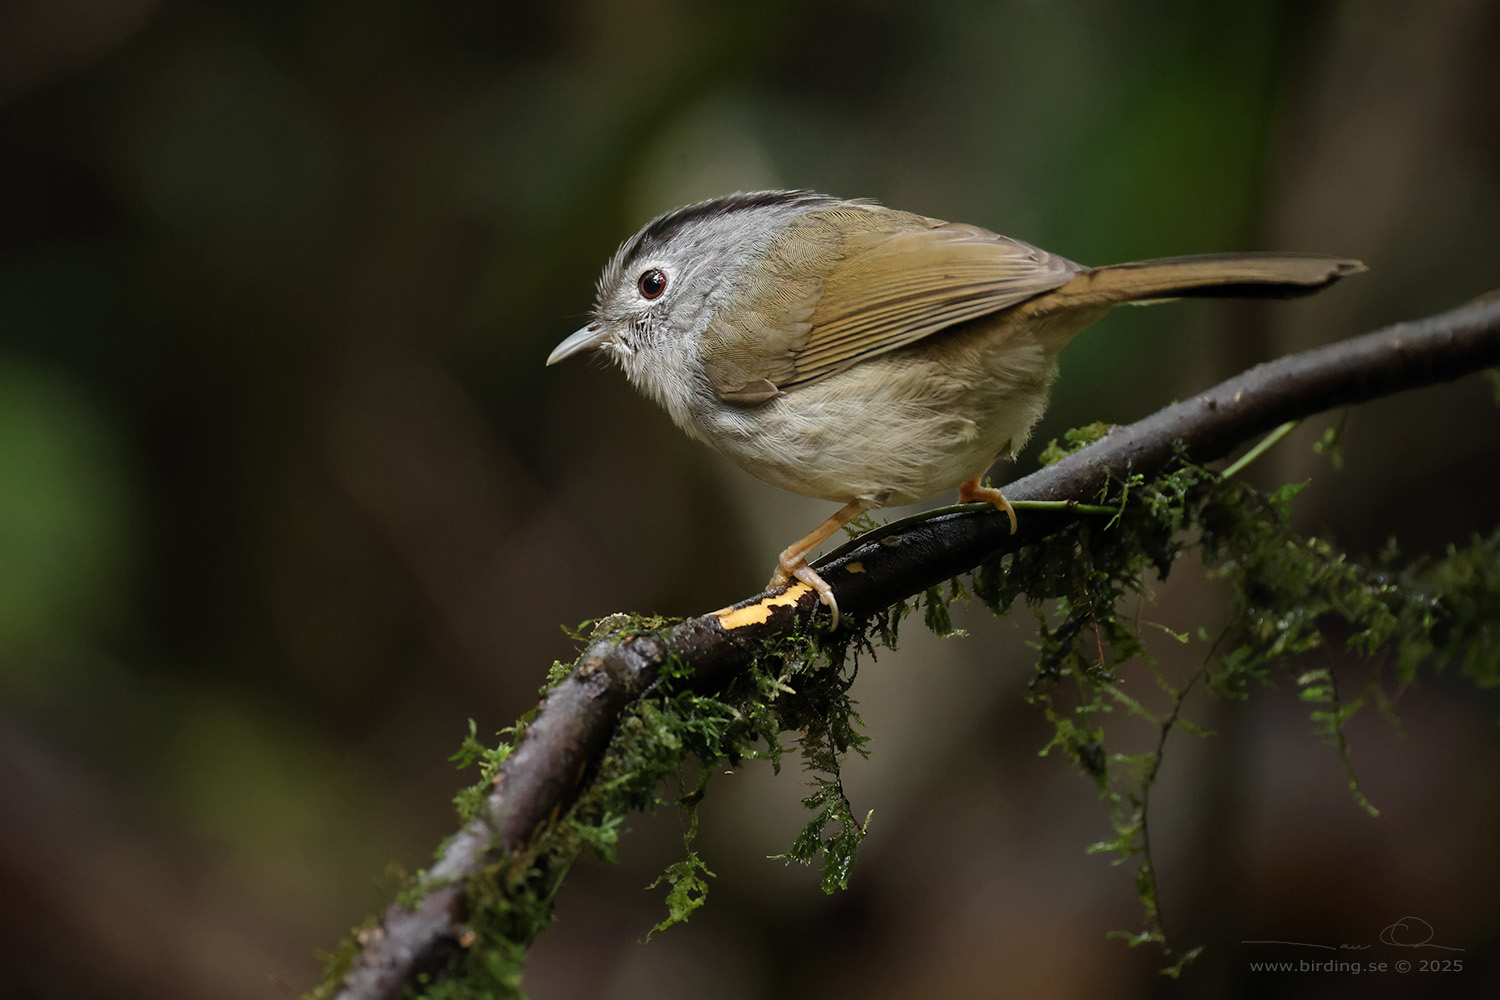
left=694, top=321, right=1061, bottom=506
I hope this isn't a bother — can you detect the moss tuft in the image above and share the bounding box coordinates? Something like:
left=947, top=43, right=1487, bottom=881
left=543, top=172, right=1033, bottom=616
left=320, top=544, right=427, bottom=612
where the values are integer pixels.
left=313, top=425, right=1500, bottom=996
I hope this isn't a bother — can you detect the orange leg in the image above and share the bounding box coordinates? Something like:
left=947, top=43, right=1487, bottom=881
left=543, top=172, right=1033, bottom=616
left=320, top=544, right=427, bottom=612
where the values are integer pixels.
left=768, top=498, right=874, bottom=630
left=959, top=470, right=1018, bottom=534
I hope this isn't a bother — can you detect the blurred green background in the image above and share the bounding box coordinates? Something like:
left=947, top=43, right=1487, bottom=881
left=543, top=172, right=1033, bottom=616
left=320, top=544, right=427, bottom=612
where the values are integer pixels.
left=2, top=1, right=1499, bottom=997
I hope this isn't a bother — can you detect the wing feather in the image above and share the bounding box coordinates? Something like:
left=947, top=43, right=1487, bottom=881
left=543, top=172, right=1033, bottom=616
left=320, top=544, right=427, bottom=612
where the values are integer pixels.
left=700, top=208, right=1081, bottom=402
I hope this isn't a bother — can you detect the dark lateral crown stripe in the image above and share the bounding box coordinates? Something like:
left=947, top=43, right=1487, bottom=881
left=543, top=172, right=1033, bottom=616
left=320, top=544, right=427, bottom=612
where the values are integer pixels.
left=621, top=190, right=833, bottom=267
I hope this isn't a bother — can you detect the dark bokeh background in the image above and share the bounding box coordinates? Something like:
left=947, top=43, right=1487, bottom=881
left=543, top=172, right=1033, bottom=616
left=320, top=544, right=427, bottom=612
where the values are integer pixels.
left=2, top=1, right=1499, bottom=997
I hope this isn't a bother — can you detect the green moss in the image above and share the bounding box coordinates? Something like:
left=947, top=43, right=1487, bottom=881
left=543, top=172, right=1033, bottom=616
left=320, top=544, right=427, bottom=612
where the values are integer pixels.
left=1313, top=419, right=1345, bottom=470
left=342, top=612, right=874, bottom=998
left=1038, top=421, right=1115, bottom=466
left=303, top=917, right=380, bottom=1000
left=921, top=584, right=968, bottom=638
left=312, top=425, right=1500, bottom=998
left=958, top=448, right=1500, bottom=967
left=646, top=794, right=715, bottom=937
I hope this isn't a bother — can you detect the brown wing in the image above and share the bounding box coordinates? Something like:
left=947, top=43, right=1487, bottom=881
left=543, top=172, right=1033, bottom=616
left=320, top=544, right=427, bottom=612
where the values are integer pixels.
left=701, top=205, right=1082, bottom=403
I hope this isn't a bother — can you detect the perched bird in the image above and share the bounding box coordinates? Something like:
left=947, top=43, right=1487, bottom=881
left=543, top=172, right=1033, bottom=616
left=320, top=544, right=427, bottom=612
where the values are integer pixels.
left=549, top=191, right=1361, bottom=627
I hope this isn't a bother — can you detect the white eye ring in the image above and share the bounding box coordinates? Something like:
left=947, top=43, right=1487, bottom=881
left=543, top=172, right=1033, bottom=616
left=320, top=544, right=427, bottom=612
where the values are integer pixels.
left=637, top=268, right=667, bottom=299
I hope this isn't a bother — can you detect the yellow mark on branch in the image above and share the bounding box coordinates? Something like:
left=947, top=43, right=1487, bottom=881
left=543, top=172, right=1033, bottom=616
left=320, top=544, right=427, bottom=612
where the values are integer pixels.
left=845, top=561, right=866, bottom=574
left=715, top=584, right=813, bottom=629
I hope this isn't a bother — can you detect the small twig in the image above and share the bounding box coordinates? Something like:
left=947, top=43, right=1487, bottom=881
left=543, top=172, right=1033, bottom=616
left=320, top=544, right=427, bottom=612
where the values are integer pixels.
left=1221, top=420, right=1299, bottom=479
left=1013, top=499, right=1119, bottom=515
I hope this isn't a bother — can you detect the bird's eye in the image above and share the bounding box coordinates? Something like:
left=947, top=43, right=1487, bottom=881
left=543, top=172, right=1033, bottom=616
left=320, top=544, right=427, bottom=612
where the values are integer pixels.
left=637, top=268, right=667, bottom=300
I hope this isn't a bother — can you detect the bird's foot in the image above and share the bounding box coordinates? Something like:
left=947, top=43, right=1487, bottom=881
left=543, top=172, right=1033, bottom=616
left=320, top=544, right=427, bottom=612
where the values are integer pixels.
left=958, top=476, right=1018, bottom=534
left=768, top=556, right=841, bottom=630
left=766, top=498, right=872, bottom=630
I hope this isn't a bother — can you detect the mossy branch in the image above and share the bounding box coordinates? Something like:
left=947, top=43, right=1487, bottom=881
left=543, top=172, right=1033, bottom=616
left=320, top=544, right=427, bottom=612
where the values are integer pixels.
left=321, top=296, right=1500, bottom=1000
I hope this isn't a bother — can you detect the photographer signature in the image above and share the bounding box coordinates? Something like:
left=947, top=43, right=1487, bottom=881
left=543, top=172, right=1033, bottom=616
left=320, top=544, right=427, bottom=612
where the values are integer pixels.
left=1242, top=916, right=1464, bottom=952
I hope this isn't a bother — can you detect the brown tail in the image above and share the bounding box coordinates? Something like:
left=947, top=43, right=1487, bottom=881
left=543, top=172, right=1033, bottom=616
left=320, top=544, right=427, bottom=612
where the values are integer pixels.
left=1040, top=253, right=1365, bottom=310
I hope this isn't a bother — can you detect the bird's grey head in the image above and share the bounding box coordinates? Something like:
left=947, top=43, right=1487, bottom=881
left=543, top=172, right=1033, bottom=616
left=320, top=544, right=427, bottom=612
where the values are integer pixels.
left=547, top=190, right=836, bottom=378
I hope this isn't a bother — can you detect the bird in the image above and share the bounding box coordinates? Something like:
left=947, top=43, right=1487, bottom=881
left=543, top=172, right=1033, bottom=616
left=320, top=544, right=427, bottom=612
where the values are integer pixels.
left=548, top=190, right=1362, bottom=628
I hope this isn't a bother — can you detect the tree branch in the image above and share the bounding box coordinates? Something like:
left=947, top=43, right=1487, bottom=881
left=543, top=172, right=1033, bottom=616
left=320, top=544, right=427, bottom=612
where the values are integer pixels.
left=328, top=296, right=1500, bottom=1000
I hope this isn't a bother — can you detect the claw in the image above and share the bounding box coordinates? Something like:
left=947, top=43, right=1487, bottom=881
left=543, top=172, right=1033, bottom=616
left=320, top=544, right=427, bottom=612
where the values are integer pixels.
left=769, top=548, right=842, bottom=630
left=958, top=474, right=1018, bottom=534
left=791, top=561, right=841, bottom=630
